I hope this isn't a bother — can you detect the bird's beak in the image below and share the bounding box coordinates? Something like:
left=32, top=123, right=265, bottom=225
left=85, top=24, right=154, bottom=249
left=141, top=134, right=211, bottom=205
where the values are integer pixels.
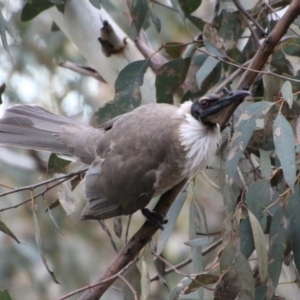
left=200, top=90, right=251, bottom=125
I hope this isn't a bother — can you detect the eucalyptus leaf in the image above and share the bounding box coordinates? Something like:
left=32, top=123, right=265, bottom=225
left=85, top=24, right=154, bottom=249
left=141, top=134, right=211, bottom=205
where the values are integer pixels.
left=123, top=265, right=141, bottom=300
left=33, top=210, right=59, bottom=284
left=21, top=0, right=54, bottom=21
left=281, top=81, right=293, bottom=108
left=267, top=205, right=288, bottom=299
left=196, top=56, right=219, bottom=89
left=127, top=0, right=148, bottom=37
left=273, top=114, right=296, bottom=189
left=55, top=173, right=76, bottom=215
left=114, top=60, right=150, bottom=113
left=287, top=185, right=300, bottom=273
left=226, top=101, right=274, bottom=185
left=156, top=186, right=187, bottom=255
left=248, top=209, right=268, bottom=284
left=0, top=83, right=6, bottom=105
left=0, top=218, right=20, bottom=243
left=0, top=290, right=12, bottom=300
left=48, top=153, right=71, bottom=172
left=156, top=57, right=191, bottom=103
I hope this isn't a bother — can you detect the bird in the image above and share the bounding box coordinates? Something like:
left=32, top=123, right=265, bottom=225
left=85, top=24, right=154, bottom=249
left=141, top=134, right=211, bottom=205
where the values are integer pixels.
left=0, top=89, right=250, bottom=225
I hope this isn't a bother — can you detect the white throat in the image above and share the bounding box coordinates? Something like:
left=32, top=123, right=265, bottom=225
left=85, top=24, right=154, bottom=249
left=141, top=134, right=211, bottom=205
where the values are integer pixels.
left=178, top=101, right=221, bottom=178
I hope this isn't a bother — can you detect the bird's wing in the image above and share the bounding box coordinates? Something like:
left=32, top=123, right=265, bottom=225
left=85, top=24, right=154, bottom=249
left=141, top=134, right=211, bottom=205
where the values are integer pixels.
left=81, top=103, right=187, bottom=220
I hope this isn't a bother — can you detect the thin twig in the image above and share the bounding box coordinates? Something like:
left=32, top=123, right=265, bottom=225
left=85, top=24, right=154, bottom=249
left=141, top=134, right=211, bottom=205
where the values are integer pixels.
left=233, top=0, right=266, bottom=36
left=0, top=169, right=87, bottom=212
left=237, top=166, right=248, bottom=190
left=198, top=48, right=300, bottom=84
left=58, top=256, right=139, bottom=300
left=0, top=169, right=87, bottom=198
left=152, top=250, right=215, bottom=291
left=118, top=274, right=138, bottom=300
left=150, top=258, right=192, bottom=282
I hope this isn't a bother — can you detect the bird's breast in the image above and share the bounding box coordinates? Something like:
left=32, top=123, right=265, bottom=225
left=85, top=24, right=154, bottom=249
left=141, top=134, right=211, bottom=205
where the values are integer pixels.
left=178, top=113, right=221, bottom=179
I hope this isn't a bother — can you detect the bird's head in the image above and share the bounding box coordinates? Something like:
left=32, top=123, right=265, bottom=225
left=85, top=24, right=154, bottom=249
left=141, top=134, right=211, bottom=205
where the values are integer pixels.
left=191, top=89, right=251, bottom=126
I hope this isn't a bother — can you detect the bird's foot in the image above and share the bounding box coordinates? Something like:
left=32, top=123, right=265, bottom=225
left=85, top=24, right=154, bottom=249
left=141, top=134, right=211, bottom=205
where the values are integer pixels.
left=141, top=208, right=168, bottom=230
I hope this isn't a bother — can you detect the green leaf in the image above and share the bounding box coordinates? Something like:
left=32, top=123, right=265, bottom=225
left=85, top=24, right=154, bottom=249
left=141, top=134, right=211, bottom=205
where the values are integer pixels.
left=287, top=185, right=300, bottom=273
left=48, top=153, right=71, bottom=172
left=0, top=290, right=12, bottom=300
left=114, top=60, right=150, bottom=113
left=157, top=187, right=187, bottom=255
left=90, top=100, right=119, bottom=126
left=156, top=57, right=191, bottom=104
left=21, top=0, right=54, bottom=22
left=267, top=205, right=288, bottom=299
left=33, top=210, right=60, bottom=284
left=281, top=81, right=293, bottom=108
left=0, top=83, right=5, bottom=105
left=248, top=209, right=268, bottom=284
left=178, top=0, right=201, bottom=14
left=273, top=114, right=296, bottom=189
left=128, top=0, right=149, bottom=37
left=226, top=101, right=274, bottom=185
left=0, top=218, right=20, bottom=243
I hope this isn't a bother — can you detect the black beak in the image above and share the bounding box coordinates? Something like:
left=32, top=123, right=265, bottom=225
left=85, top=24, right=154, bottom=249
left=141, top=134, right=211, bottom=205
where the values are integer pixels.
left=192, top=89, right=251, bottom=125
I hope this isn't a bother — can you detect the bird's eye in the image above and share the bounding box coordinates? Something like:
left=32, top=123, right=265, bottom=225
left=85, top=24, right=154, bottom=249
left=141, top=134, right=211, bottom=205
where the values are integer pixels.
left=200, top=100, right=209, bottom=108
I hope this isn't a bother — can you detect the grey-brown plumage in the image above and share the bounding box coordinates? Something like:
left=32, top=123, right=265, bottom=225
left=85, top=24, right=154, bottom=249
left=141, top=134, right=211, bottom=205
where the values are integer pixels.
left=0, top=90, right=250, bottom=220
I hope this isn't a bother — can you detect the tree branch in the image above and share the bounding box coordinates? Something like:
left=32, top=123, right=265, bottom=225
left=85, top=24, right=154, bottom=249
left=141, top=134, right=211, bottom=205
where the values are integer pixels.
left=78, top=179, right=187, bottom=300
left=218, top=0, right=300, bottom=131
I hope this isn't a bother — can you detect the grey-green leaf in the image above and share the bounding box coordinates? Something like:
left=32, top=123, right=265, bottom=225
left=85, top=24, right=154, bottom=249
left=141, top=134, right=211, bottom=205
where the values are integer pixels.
left=122, top=265, right=141, bottom=300
left=33, top=210, right=60, bottom=284
left=281, top=81, right=293, bottom=108
left=157, top=186, right=187, bottom=255
left=196, top=56, right=219, bottom=89
left=0, top=218, right=20, bottom=243
left=287, top=185, right=300, bottom=273
left=273, top=114, right=296, bottom=189
left=267, top=205, right=288, bottom=299
left=248, top=209, right=268, bottom=284
left=226, top=101, right=274, bottom=185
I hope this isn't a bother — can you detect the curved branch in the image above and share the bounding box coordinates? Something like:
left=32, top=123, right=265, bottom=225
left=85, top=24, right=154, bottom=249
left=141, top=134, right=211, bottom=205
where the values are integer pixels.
left=78, top=179, right=187, bottom=300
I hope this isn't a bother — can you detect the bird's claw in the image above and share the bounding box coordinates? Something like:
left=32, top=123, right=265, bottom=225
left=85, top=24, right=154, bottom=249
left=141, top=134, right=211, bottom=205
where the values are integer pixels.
left=141, top=208, right=168, bottom=230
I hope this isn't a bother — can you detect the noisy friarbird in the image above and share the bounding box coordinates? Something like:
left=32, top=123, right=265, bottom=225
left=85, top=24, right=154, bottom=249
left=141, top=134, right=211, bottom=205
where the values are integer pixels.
left=0, top=89, right=250, bottom=222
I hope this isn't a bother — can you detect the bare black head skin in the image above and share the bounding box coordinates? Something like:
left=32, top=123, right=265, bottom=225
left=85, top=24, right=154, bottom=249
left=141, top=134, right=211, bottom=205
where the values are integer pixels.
left=191, top=89, right=251, bottom=126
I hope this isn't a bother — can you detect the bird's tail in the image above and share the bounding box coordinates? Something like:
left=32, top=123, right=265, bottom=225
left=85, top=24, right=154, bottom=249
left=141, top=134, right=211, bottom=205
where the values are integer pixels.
left=0, top=105, right=102, bottom=164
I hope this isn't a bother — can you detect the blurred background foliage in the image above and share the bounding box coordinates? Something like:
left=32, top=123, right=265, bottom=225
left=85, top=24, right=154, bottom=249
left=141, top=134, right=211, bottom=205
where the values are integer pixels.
left=1, top=0, right=300, bottom=300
